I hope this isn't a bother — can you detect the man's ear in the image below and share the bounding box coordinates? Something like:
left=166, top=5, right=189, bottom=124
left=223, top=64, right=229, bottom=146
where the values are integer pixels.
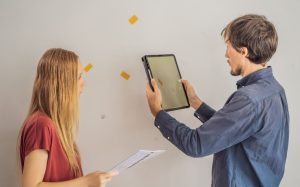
left=240, top=47, right=249, bottom=58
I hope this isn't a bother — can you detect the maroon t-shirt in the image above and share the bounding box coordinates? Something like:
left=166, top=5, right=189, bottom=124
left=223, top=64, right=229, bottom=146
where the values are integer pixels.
left=20, top=111, right=83, bottom=182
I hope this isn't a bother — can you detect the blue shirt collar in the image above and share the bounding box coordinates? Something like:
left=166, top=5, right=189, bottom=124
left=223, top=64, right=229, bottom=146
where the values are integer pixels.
left=236, top=66, right=273, bottom=89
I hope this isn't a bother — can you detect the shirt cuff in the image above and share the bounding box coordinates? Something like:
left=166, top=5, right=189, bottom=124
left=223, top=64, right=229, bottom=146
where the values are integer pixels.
left=154, top=110, right=177, bottom=141
left=194, top=102, right=216, bottom=123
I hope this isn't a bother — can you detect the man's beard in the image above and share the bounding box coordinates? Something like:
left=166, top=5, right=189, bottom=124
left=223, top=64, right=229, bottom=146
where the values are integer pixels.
left=230, top=66, right=242, bottom=76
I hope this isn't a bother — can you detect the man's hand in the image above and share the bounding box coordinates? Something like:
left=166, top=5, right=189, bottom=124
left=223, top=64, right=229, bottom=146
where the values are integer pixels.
left=181, top=80, right=203, bottom=110
left=146, top=79, right=162, bottom=117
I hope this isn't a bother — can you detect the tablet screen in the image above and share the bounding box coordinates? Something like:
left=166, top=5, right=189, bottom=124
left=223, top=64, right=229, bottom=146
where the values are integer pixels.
left=145, top=55, right=189, bottom=111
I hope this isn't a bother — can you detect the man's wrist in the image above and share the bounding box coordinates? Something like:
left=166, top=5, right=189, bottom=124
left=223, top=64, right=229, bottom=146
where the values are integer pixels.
left=153, top=107, right=162, bottom=117
left=192, top=98, right=203, bottom=110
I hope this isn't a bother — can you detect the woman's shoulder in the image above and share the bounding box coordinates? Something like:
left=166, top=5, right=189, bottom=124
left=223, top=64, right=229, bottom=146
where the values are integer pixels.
left=20, top=111, right=56, bottom=160
left=23, top=111, right=55, bottom=133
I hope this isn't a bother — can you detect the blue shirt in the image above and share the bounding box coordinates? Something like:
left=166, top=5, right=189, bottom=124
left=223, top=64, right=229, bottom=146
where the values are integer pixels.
left=154, top=67, right=289, bottom=187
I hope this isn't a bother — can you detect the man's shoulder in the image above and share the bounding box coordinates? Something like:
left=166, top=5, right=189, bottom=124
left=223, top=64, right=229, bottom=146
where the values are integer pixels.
left=236, top=78, right=285, bottom=103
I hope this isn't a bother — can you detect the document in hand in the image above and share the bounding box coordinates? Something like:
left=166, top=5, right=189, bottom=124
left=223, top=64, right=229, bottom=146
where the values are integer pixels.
left=109, top=150, right=166, bottom=173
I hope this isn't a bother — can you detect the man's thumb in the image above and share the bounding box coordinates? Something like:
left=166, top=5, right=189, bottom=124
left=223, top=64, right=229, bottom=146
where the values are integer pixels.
left=151, top=79, right=158, bottom=91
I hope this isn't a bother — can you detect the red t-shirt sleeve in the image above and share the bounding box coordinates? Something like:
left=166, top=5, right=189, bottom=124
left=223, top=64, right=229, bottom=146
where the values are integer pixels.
left=23, top=117, right=52, bottom=157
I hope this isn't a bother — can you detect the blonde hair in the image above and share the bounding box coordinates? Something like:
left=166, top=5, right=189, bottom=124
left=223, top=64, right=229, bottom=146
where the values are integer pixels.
left=19, top=48, right=81, bottom=177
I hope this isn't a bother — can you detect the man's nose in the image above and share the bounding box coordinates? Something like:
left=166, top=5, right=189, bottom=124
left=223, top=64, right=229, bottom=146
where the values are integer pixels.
left=225, top=51, right=228, bottom=58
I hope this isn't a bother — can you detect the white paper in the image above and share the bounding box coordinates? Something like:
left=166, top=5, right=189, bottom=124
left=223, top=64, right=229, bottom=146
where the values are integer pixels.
left=109, top=150, right=166, bottom=173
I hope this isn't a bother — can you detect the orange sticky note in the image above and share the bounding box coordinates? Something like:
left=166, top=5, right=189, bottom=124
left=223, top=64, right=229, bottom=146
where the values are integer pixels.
left=120, top=71, right=130, bottom=80
left=129, top=15, right=138, bottom=25
left=84, top=64, right=93, bottom=72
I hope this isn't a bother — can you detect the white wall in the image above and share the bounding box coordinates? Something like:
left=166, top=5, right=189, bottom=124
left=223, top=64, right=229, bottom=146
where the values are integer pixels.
left=0, top=0, right=299, bottom=186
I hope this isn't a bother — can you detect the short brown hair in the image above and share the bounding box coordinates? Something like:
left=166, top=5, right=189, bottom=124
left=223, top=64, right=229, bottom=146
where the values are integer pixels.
left=222, top=14, right=278, bottom=64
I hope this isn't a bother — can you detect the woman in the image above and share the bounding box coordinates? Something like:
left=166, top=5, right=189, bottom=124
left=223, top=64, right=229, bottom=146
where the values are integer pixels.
left=18, top=48, right=117, bottom=187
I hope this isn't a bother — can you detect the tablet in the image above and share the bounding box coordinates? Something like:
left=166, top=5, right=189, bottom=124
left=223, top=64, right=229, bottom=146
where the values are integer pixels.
left=142, top=54, right=190, bottom=111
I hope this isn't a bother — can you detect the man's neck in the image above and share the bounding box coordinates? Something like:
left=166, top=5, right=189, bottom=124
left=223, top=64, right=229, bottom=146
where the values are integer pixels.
left=241, top=61, right=267, bottom=77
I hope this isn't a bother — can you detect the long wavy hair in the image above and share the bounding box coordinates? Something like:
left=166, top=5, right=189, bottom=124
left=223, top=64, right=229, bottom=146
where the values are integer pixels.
left=18, top=48, right=81, bottom=177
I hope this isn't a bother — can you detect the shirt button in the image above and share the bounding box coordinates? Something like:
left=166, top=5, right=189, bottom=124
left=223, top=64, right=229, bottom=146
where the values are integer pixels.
left=157, top=125, right=160, bottom=129
left=167, top=136, right=170, bottom=140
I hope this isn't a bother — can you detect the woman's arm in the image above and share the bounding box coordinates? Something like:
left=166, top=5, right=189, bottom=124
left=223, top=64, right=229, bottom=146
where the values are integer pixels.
left=22, top=149, right=117, bottom=187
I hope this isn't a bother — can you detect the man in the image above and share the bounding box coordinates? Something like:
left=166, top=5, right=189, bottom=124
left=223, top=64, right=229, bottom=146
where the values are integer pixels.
left=146, top=14, right=289, bottom=187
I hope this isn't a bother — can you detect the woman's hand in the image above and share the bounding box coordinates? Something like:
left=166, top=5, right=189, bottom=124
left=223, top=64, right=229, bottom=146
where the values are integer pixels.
left=83, top=171, right=118, bottom=187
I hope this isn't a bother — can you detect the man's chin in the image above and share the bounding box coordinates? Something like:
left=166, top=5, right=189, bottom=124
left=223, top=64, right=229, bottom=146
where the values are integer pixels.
left=230, top=70, right=240, bottom=76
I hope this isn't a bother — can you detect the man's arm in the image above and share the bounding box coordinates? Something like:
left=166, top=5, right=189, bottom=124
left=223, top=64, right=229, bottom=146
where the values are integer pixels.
left=154, top=92, right=259, bottom=157
left=145, top=79, right=259, bottom=157
left=194, top=102, right=216, bottom=122
left=181, top=80, right=216, bottom=121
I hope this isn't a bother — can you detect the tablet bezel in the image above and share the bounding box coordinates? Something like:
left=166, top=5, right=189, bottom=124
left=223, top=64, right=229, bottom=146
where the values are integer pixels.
left=142, top=54, right=190, bottom=112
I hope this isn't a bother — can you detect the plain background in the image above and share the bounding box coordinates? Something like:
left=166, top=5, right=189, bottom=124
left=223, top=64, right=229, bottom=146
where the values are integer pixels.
left=0, top=0, right=299, bottom=186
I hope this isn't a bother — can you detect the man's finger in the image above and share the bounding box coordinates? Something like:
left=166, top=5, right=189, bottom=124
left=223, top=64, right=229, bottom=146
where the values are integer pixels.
left=146, top=82, right=153, bottom=97
left=181, top=79, right=189, bottom=90
left=151, top=79, right=159, bottom=92
left=181, top=79, right=186, bottom=87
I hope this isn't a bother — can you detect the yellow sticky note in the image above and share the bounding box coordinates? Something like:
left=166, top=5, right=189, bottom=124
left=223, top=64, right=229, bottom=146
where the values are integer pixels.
left=129, top=15, right=138, bottom=25
left=120, top=71, right=130, bottom=80
left=84, top=64, right=93, bottom=72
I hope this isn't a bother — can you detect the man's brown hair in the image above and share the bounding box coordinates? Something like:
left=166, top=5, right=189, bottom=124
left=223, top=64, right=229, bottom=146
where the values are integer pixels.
left=222, top=14, right=278, bottom=64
